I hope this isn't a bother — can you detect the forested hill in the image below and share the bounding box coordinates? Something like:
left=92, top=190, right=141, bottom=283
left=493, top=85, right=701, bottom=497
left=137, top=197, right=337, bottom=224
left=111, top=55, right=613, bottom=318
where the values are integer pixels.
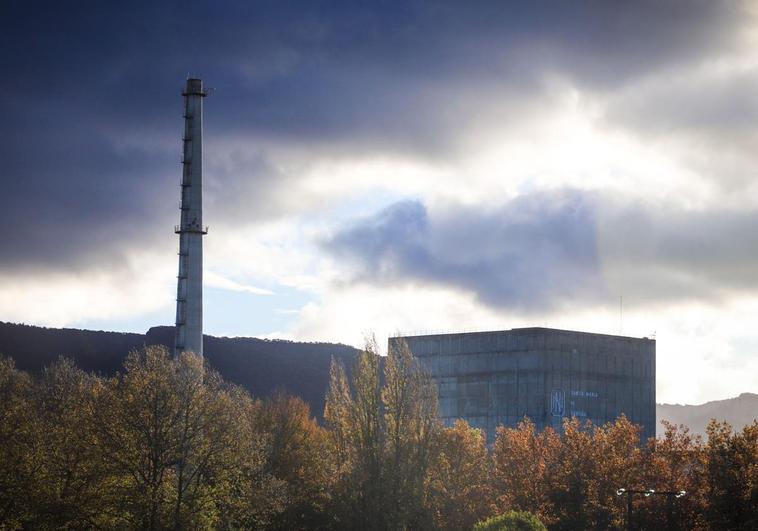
left=3, top=321, right=755, bottom=432
left=0, top=321, right=359, bottom=420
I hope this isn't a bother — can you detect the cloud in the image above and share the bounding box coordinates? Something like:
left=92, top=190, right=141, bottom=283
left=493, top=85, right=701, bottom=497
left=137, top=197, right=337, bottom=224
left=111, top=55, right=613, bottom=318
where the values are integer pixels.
left=205, top=271, right=274, bottom=296
left=0, top=0, right=751, bottom=272
left=597, top=57, right=758, bottom=200
left=323, top=190, right=758, bottom=312
left=0, top=249, right=175, bottom=328
left=323, top=191, right=605, bottom=312
left=596, top=200, right=758, bottom=304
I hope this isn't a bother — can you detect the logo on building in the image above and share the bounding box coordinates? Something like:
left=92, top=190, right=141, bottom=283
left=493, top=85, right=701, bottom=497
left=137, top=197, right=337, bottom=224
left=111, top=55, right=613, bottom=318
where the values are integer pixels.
left=551, top=389, right=565, bottom=417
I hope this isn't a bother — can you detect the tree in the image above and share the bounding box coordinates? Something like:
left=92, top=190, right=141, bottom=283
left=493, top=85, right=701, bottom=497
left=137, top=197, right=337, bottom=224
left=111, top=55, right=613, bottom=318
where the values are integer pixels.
left=584, top=415, right=642, bottom=529
left=91, top=347, right=187, bottom=528
left=426, top=419, right=492, bottom=530
left=492, top=418, right=561, bottom=526
left=91, top=346, right=286, bottom=529
left=324, top=340, right=386, bottom=530
left=27, top=358, right=116, bottom=529
left=639, top=421, right=707, bottom=530
left=323, top=336, right=440, bottom=530
left=704, top=420, right=758, bottom=531
left=492, top=416, right=651, bottom=529
left=547, top=417, right=598, bottom=530
left=253, top=392, right=333, bottom=530
left=383, top=338, right=439, bottom=529
left=214, top=385, right=288, bottom=530
left=0, top=357, right=36, bottom=527
left=473, top=510, right=547, bottom=531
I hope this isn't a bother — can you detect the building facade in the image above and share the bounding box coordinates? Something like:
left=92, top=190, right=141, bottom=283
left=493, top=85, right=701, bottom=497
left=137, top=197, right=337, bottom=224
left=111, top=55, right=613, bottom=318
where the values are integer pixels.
left=392, top=328, right=656, bottom=443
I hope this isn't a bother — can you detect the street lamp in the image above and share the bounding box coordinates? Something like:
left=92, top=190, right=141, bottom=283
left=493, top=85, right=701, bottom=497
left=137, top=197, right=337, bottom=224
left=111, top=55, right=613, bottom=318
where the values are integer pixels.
left=616, top=488, right=687, bottom=531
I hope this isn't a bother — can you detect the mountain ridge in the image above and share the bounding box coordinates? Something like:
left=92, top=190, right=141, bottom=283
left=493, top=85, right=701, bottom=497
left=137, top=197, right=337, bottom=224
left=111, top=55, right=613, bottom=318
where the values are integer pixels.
left=656, top=392, right=757, bottom=437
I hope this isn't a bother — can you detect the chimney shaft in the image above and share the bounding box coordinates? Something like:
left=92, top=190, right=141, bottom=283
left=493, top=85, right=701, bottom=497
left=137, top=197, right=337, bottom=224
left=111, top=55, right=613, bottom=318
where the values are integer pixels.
left=174, top=78, right=207, bottom=357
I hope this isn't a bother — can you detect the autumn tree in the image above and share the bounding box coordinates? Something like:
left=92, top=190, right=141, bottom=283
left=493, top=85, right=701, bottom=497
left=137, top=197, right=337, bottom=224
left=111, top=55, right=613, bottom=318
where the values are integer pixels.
left=639, top=421, right=708, bottom=530
left=584, top=416, right=643, bottom=529
left=426, top=419, right=492, bottom=530
left=492, top=416, right=648, bottom=529
left=492, top=418, right=561, bottom=525
left=547, top=418, right=598, bottom=529
left=253, top=391, right=334, bottom=530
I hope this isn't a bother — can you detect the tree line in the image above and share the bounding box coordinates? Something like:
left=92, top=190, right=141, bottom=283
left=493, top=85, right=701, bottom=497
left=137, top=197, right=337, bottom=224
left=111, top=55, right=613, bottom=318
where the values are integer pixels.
left=0, top=340, right=755, bottom=530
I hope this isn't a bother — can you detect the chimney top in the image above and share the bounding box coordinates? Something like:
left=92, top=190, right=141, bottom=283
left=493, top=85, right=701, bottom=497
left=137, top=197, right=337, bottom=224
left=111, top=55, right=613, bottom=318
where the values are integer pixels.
left=183, top=78, right=206, bottom=97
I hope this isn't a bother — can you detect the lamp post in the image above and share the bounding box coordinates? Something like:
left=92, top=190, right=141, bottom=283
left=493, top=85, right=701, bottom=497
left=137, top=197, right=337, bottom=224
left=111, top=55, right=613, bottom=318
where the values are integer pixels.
left=616, top=488, right=686, bottom=531
left=661, top=490, right=687, bottom=531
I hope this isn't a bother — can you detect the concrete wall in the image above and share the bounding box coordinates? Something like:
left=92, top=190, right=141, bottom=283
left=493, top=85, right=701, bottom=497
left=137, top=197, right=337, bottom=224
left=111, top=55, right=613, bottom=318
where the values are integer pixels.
left=392, top=328, right=656, bottom=443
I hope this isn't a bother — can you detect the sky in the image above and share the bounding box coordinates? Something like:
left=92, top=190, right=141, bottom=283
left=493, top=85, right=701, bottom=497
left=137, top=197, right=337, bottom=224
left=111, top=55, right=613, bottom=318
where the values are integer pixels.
left=1, top=0, right=757, bottom=404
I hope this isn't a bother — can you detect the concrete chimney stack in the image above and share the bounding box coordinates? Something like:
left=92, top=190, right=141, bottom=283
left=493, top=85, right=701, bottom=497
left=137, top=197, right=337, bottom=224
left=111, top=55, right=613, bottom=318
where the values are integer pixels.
left=174, top=78, right=207, bottom=357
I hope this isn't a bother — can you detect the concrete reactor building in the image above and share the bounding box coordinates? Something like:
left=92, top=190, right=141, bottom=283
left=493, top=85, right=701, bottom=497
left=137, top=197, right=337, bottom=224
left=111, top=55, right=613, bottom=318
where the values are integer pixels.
left=392, top=328, right=656, bottom=443
left=174, top=78, right=208, bottom=357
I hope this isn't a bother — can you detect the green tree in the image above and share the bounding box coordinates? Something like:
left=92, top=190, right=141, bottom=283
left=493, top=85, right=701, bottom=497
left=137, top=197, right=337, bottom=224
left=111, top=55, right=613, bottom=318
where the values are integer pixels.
left=473, top=510, right=547, bottom=531
left=214, top=385, right=288, bottom=530
left=704, top=419, right=758, bottom=531
left=324, top=337, right=439, bottom=530
left=0, top=357, right=36, bottom=528
left=92, top=347, right=188, bottom=528
left=324, top=341, right=386, bottom=530
left=27, top=358, right=116, bottom=529
left=383, top=338, right=439, bottom=529
left=91, top=346, right=286, bottom=529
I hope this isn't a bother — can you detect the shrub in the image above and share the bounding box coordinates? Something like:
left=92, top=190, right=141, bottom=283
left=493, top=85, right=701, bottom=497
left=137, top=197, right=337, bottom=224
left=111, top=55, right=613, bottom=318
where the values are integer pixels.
left=473, top=510, right=547, bottom=531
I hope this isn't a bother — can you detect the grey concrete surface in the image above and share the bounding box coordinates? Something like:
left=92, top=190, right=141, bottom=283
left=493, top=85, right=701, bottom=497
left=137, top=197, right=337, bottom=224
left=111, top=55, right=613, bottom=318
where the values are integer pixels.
left=392, top=328, right=656, bottom=443
left=174, top=78, right=207, bottom=357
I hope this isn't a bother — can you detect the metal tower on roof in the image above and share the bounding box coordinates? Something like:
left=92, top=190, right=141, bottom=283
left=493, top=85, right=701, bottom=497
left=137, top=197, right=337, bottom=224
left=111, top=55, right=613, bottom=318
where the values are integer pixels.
left=174, top=78, right=208, bottom=357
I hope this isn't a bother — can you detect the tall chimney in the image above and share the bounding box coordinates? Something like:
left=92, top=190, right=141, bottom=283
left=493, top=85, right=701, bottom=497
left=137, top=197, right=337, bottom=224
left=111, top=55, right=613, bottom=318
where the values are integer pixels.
left=174, top=78, right=207, bottom=357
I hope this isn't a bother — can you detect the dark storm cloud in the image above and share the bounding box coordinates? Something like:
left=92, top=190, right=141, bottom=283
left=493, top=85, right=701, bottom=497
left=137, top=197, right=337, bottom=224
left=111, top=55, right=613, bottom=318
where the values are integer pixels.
left=0, top=0, right=747, bottom=270
left=1, top=98, right=176, bottom=271
left=323, top=191, right=758, bottom=311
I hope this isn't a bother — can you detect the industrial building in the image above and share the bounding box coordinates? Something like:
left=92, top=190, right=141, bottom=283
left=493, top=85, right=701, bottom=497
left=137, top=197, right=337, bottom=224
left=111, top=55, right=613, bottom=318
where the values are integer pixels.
left=392, top=328, right=656, bottom=443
